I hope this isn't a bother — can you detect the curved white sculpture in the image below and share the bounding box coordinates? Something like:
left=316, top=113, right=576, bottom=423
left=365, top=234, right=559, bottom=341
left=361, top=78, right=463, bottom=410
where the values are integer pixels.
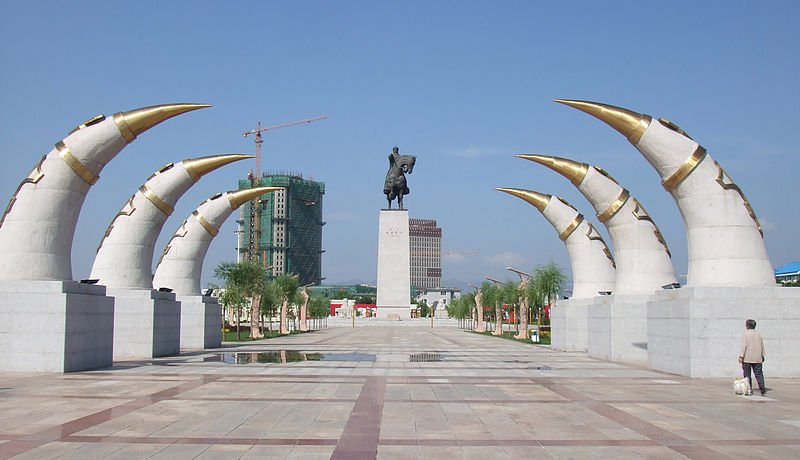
left=0, top=104, right=209, bottom=281
left=496, top=187, right=615, bottom=299
left=90, top=154, right=252, bottom=289
left=519, top=154, right=676, bottom=295
left=554, top=99, right=774, bottom=287
left=152, top=187, right=282, bottom=295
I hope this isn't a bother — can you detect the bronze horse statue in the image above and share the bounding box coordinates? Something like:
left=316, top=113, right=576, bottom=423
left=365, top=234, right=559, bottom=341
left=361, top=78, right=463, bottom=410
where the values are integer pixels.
left=383, top=150, right=416, bottom=209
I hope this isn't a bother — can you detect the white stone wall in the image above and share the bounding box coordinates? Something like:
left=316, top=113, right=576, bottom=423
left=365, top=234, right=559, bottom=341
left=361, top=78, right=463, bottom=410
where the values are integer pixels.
left=177, top=294, right=222, bottom=350
left=647, top=286, right=800, bottom=377
left=0, top=281, right=114, bottom=372
left=109, top=287, right=180, bottom=360
left=588, top=294, right=651, bottom=364
left=376, top=210, right=412, bottom=319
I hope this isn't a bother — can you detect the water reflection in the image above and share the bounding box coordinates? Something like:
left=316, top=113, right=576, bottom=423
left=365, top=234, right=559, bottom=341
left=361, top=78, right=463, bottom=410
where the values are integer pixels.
left=203, top=351, right=376, bottom=364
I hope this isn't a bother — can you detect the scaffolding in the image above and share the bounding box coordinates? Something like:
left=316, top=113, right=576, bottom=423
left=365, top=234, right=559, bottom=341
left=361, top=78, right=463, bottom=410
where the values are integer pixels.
left=238, top=172, right=325, bottom=286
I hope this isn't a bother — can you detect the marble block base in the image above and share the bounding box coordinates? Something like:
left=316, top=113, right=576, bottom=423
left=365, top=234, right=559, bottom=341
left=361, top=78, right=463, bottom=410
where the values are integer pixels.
left=377, top=308, right=410, bottom=321
left=588, top=295, right=651, bottom=364
left=551, top=298, right=594, bottom=352
left=109, top=288, right=181, bottom=360
left=178, top=294, right=222, bottom=350
left=647, top=286, right=800, bottom=378
left=376, top=210, right=411, bottom=320
left=0, top=280, right=114, bottom=372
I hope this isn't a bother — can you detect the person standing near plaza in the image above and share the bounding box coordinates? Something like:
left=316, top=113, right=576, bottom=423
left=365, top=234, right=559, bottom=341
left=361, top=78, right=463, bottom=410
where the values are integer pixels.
left=739, top=319, right=766, bottom=395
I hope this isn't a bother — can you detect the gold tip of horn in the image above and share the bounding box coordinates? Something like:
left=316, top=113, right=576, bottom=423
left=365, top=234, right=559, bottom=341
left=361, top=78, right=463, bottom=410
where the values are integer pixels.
left=183, top=154, right=254, bottom=182
left=113, top=103, right=211, bottom=143
left=554, top=99, right=651, bottom=144
left=496, top=187, right=551, bottom=213
left=516, top=154, right=589, bottom=186
left=227, top=187, right=284, bottom=210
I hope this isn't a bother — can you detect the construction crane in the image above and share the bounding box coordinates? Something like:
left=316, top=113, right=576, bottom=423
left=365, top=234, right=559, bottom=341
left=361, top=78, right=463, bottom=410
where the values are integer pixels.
left=241, top=116, right=327, bottom=265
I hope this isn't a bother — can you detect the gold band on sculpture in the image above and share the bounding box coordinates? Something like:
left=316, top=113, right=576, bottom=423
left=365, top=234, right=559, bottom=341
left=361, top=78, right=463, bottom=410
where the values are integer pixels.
left=193, top=210, right=219, bottom=236
left=559, top=214, right=584, bottom=241
left=662, top=146, right=707, bottom=191
left=55, top=141, right=99, bottom=185
left=597, top=189, right=630, bottom=223
left=112, top=112, right=137, bottom=143
left=139, top=185, right=174, bottom=215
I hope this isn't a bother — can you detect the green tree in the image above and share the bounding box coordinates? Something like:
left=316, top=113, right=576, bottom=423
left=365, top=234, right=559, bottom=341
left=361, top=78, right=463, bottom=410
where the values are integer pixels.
left=260, top=280, right=282, bottom=334
left=448, top=293, right=475, bottom=329
left=532, top=262, right=567, bottom=329
left=218, top=285, right=246, bottom=340
left=215, top=261, right=270, bottom=340
left=480, top=281, right=503, bottom=335
left=308, top=295, right=330, bottom=329
left=500, top=280, right=521, bottom=333
left=417, top=300, right=430, bottom=318
left=274, top=274, right=300, bottom=335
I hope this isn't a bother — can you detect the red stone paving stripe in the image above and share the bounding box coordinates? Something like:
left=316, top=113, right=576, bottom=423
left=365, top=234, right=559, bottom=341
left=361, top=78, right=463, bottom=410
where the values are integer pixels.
left=669, top=445, right=730, bottom=460
left=541, top=380, right=738, bottom=460
left=0, top=374, right=223, bottom=459
left=331, top=376, right=387, bottom=460
left=0, top=440, right=44, bottom=460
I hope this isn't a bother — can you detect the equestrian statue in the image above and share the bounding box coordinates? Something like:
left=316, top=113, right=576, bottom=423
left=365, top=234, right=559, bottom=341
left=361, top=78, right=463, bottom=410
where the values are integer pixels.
left=383, top=146, right=416, bottom=209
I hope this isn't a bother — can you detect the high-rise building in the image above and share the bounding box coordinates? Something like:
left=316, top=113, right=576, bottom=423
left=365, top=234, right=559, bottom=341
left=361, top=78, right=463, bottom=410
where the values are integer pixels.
left=238, top=172, right=325, bottom=286
left=409, top=218, right=442, bottom=289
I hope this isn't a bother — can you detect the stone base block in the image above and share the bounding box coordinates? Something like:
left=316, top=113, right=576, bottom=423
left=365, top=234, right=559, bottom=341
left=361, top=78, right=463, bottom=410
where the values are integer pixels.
left=588, top=295, right=650, bottom=364
left=177, top=294, right=222, bottom=350
left=551, top=298, right=594, bottom=352
left=109, top=288, right=180, bottom=360
left=0, top=280, right=114, bottom=372
left=647, top=286, right=800, bottom=378
left=376, top=306, right=410, bottom=320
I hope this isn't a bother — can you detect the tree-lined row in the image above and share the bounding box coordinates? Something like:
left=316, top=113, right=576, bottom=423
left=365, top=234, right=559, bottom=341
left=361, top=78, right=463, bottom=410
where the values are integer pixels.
left=446, top=262, right=566, bottom=341
left=214, top=261, right=329, bottom=340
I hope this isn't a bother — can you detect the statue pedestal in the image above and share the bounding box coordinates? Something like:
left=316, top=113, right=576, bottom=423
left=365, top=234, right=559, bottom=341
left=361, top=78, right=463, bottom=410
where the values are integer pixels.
left=647, top=286, right=800, bottom=378
left=109, top=288, right=181, bottom=360
left=178, top=294, right=222, bottom=350
left=550, top=298, right=594, bottom=352
left=0, top=280, right=114, bottom=372
left=588, top=295, right=651, bottom=364
left=376, top=209, right=411, bottom=320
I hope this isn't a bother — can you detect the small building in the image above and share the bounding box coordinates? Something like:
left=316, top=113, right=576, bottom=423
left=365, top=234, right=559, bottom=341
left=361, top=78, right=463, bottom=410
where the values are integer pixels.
left=775, top=262, right=800, bottom=285
left=415, top=287, right=461, bottom=317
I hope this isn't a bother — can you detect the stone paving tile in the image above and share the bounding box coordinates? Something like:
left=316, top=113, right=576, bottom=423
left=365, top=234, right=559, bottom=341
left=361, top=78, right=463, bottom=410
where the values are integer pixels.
left=1, top=325, right=800, bottom=459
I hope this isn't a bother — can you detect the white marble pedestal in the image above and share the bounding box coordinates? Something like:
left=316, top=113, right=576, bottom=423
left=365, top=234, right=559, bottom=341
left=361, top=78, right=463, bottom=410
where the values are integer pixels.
left=647, top=286, right=800, bottom=378
left=588, top=294, right=651, bottom=364
left=0, top=280, right=114, bottom=372
left=376, top=210, right=412, bottom=320
left=551, top=298, right=594, bottom=352
left=178, top=294, right=222, bottom=350
left=109, top=288, right=181, bottom=360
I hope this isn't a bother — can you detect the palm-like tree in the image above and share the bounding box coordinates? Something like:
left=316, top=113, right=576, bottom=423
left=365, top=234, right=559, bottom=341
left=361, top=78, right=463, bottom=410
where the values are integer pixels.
left=480, top=281, right=503, bottom=336
left=308, top=295, right=330, bottom=330
left=260, top=280, right=282, bottom=335
left=218, top=284, right=246, bottom=340
left=274, top=274, right=300, bottom=335
left=449, top=292, right=476, bottom=329
left=532, top=262, right=567, bottom=330
left=215, top=261, right=270, bottom=339
left=472, top=287, right=486, bottom=332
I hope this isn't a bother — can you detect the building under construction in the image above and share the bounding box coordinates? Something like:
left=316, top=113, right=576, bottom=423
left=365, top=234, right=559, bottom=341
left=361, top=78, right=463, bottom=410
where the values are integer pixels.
left=238, top=172, right=325, bottom=286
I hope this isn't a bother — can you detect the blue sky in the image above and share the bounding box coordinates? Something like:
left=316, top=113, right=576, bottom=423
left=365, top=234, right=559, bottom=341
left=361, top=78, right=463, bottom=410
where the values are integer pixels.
left=1, top=1, right=798, bottom=289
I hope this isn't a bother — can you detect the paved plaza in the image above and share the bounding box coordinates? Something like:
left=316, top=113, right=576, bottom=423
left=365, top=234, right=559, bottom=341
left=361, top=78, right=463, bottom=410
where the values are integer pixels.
left=1, top=323, right=799, bottom=459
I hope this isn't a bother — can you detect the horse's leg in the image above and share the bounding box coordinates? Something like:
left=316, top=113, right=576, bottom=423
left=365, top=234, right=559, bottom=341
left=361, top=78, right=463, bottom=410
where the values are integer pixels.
left=398, top=193, right=403, bottom=210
